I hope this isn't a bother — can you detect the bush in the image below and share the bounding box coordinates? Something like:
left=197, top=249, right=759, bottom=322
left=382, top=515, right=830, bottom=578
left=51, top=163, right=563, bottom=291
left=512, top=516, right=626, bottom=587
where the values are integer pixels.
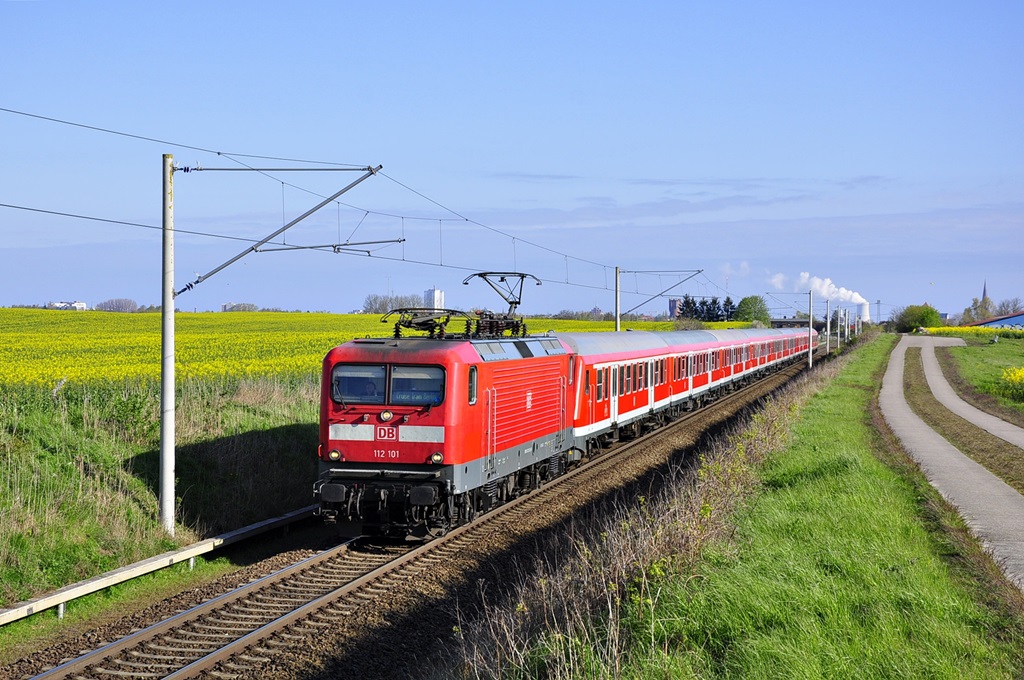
left=893, top=304, right=941, bottom=333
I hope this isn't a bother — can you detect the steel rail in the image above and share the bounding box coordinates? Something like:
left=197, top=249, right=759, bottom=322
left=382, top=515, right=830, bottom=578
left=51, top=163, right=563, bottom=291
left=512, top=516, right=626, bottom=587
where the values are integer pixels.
left=31, top=352, right=816, bottom=679
left=31, top=538, right=384, bottom=679
left=168, top=353, right=817, bottom=676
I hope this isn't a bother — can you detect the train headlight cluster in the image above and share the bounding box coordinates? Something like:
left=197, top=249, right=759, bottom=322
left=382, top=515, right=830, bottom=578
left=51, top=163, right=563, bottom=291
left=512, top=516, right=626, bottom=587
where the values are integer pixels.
left=380, top=410, right=394, bottom=422
left=328, top=449, right=343, bottom=461
left=430, top=452, right=444, bottom=464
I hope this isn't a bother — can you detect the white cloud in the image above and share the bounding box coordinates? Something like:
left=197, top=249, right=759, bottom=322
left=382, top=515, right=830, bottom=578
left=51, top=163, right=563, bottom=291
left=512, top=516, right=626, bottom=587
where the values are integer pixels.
left=768, top=272, right=788, bottom=290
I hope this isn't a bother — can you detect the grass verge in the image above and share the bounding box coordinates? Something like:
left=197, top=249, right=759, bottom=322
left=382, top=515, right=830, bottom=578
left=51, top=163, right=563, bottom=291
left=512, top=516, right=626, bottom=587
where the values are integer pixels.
left=936, top=338, right=1024, bottom=427
left=0, top=376, right=318, bottom=608
left=643, top=335, right=1023, bottom=678
left=438, top=333, right=1024, bottom=678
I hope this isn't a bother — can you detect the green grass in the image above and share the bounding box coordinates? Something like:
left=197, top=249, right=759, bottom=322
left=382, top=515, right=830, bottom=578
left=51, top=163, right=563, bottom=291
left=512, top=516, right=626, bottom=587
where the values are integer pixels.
left=0, top=376, right=318, bottom=608
left=944, top=337, right=1024, bottom=415
left=0, top=312, right=676, bottom=613
left=620, top=334, right=1024, bottom=678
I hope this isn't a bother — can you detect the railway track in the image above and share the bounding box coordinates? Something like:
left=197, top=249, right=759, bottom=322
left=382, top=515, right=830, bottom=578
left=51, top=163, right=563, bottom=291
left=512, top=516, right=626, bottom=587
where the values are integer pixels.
left=32, top=355, right=814, bottom=680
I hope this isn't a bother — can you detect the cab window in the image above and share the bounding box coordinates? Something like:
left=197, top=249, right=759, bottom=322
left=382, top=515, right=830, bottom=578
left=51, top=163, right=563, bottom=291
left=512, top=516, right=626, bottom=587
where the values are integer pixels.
left=391, top=365, right=445, bottom=405
left=331, top=364, right=386, bottom=404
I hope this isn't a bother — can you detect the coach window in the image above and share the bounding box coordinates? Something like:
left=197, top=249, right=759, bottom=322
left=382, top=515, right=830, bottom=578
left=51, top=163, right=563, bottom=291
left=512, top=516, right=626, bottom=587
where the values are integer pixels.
left=468, top=366, right=478, bottom=405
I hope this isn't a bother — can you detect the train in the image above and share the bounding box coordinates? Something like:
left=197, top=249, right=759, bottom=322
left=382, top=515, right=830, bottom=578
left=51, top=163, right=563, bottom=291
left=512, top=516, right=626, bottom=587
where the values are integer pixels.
left=314, top=278, right=816, bottom=537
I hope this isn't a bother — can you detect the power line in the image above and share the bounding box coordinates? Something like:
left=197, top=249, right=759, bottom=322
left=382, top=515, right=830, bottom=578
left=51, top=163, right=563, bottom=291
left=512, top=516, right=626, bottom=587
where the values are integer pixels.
left=2, top=106, right=612, bottom=268
left=0, top=106, right=721, bottom=304
left=0, top=200, right=697, bottom=305
left=0, top=106, right=364, bottom=167
left=0, top=201, right=264, bottom=244
left=380, top=172, right=608, bottom=270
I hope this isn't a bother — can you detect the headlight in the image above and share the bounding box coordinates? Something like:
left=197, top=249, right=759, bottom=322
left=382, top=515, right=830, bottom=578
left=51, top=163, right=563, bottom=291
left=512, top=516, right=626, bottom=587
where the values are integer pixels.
left=328, top=449, right=343, bottom=461
left=381, top=410, right=394, bottom=422
left=430, top=452, right=444, bottom=464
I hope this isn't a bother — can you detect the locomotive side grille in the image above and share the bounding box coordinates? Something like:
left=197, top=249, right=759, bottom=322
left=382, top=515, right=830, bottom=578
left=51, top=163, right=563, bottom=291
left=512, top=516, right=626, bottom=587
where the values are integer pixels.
left=491, top=361, right=564, bottom=450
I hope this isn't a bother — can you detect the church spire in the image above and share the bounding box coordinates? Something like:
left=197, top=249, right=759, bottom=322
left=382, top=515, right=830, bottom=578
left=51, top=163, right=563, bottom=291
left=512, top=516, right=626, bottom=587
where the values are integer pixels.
left=983, top=280, right=988, bottom=301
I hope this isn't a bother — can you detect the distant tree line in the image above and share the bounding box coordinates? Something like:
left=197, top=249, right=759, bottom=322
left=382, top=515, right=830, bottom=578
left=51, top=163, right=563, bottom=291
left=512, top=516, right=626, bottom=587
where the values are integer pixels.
left=956, top=296, right=1022, bottom=325
left=362, top=293, right=427, bottom=314
left=674, top=294, right=741, bottom=323
left=95, top=298, right=139, bottom=312
left=889, top=295, right=1023, bottom=332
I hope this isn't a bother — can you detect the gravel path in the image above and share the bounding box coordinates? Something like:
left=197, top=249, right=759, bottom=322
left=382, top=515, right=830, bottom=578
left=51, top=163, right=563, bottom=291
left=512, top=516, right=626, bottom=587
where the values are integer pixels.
left=880, top=335, right=1024, bottom=591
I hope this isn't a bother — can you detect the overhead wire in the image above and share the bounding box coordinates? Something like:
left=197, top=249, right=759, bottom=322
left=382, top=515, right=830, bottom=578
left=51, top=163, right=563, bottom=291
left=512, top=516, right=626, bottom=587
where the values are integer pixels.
left=0, top=202, right=277, bottom=245
left=0, top=106, right=716, bottom=307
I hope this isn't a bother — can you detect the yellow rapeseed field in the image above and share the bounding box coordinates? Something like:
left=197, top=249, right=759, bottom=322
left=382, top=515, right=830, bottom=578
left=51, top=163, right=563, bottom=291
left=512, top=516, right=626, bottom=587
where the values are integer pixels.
left=1003, top=366, right=1024, bottom=400
left=924, top=325, right=1024, bottom=340
left=0, top=308, right=709, bottom=388
left=0, top=308, right=382, bottom=387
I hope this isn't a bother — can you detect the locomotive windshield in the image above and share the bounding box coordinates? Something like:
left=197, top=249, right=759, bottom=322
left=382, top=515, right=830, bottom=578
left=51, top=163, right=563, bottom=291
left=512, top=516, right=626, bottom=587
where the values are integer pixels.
left=390, top=365, right=445, bottom=405
left=332, top=364, right=387, bottom=404
left=331, top=363, right=445, bottom=406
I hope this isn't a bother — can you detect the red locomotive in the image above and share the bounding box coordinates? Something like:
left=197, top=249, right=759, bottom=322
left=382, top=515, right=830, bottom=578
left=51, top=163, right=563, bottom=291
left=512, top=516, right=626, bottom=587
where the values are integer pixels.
left=314, top=274, right=816, bottom=536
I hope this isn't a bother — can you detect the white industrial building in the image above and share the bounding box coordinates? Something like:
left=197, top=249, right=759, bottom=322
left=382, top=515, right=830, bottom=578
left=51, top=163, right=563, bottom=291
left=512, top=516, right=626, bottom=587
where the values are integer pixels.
left=46, top=301, right=88, bottom=311
left=424, top=287, right=445, bottom=310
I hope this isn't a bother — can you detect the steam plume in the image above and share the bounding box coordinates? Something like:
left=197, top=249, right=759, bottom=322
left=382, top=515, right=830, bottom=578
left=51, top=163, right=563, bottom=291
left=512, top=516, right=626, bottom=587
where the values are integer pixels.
left=797, top=272, right=870, bottom=321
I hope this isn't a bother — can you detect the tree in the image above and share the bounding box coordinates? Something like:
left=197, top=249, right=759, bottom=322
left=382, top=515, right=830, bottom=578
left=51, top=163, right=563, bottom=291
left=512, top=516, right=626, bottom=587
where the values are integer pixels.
left=893, top=304, right=941, bottom=333
left=699, top=297, right=723, bottom=322
left=960, top=296, right=995, bottom=325
left=95, top=298, right=138, bottom=313
left=721, top=296, right=736, bottom=321
left=733, top=295, right=771, bottom=325
left=678, top=294, right=699, bottom=320
left=995, top=297, right=1023, bottom=316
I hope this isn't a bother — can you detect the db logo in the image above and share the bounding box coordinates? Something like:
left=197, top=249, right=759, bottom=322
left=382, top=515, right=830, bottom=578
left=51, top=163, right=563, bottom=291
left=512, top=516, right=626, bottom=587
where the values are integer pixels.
left=376, top=426, right=398, bottom=441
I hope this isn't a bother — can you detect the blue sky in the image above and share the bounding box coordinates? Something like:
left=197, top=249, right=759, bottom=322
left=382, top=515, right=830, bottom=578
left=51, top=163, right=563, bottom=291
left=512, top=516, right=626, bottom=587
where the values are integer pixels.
left=2, top=2, right=1021, bottom=321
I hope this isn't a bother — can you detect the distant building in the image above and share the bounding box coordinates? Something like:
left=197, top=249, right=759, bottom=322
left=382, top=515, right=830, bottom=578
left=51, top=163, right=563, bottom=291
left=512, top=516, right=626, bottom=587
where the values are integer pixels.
left=46, top=301, right=88, bottom=311
left=221, top=302, right=258, bottom=312
left=424, top=287, right=445, bottom=310
left=668, top=298, right=682, bottom=318
left=970, top=312, right=1024, bottom=330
